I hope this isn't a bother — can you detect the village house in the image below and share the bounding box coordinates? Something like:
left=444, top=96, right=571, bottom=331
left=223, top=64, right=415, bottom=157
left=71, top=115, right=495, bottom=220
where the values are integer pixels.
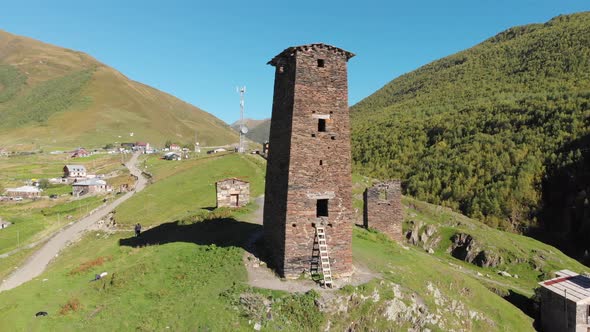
left=135, top=142, right=151, bottom=153
left=0, top=147, right=9, bottom=157
left=5, top=185, right=42, bottom=199
left=216, top=178, right=249, bottom=208
left=71, top=148, right=90, bottom=158
left=538, top=269, right=590, bottom=332
left=163, top=152, right=181, bottom=161
left=72, top=179, right=112, bottom=197
left=63, top=165, right=87, bottom=178
left=169, top=144, right=181, bottom=151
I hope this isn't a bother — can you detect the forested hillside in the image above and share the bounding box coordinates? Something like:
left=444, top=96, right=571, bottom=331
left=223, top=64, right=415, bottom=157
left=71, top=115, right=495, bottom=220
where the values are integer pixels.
left=351, top=12, right=590, bottom=252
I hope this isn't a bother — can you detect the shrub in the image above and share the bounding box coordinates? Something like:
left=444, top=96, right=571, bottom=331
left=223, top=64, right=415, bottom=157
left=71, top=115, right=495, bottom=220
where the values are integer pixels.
left=59, top=298, right=81, bottom=315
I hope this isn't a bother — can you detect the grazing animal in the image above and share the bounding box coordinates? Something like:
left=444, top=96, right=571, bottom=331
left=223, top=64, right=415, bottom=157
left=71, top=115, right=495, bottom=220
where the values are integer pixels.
left=35, top=311, right=48, bottom=317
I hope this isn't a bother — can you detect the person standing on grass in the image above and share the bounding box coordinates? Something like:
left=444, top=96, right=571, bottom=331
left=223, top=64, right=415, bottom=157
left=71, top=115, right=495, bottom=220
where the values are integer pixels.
left=134, top=223, right=142, bottom=237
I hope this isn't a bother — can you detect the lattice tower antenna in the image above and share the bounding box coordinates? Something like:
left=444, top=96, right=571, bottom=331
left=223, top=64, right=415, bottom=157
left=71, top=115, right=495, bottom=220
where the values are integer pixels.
left=237, top=86, right=247, bottom=153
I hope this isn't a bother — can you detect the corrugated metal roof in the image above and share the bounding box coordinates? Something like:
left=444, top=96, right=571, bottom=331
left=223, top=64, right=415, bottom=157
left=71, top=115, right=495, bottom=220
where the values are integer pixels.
left=539, top=269, right=590, bottom=303
left=73, top=179, right=106, bottom=186
left=6, top=186, right=41, bottom=193
left=65, top=165, right=86, bottom=172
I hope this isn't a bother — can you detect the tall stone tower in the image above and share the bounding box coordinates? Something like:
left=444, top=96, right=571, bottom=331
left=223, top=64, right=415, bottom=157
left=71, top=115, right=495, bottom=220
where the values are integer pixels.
left=263, top=43, right=355, bottom=278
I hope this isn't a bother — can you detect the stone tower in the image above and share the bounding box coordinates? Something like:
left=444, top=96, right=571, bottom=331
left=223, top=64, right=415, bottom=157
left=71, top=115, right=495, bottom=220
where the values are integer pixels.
left=263, top=44, right=355, bottom=278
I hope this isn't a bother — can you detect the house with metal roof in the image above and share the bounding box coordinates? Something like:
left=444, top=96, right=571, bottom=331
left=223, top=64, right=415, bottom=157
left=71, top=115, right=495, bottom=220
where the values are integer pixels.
left=63, top=165, right=87, bottom=178
left=71, top=148, right=90, bottom=158
left=538, top=269, right=590, bottom=332
left=72, top=179, right=111, bottom=197
left=5, top=185, right=42, bottom=199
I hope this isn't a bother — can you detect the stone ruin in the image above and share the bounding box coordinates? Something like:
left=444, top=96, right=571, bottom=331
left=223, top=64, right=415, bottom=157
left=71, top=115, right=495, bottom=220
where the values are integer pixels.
left=363, top=181, right=403, bottom=241
left=216, top=178, right=250, bottom=208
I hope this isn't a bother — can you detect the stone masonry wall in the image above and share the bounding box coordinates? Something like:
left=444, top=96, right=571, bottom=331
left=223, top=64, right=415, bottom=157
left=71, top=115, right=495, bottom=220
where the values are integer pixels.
left=363, top=181, right=403, bottom=241
left=539, top=287, right=579, bottom=332
left=216, top=179, right=250, bottom=208
left=264, top=44, right=354, bottom=278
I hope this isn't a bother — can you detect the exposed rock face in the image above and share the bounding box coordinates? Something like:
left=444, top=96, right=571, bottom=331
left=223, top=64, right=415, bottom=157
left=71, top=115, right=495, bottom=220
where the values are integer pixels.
left=406, top=221, right=440, bottom=252
left=318, top=281, right=490, bottom=331
left=449, top=233, right=502, bottom=268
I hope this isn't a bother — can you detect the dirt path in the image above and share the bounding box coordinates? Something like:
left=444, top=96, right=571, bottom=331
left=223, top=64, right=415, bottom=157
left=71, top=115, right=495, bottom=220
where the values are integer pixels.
left=0, top=152, right=147, bottom=292
left=243, top=196, right=378, bottom=293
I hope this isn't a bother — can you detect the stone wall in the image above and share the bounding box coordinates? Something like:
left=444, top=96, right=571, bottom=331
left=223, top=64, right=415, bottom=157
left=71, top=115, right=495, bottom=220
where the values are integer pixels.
left=363, top=181, right=403, bottom=241
left=216, top=179, right=250, bottom=208
left=539, top=287, right=579, bottom=332
left=264, top=44, right=355, bottom=278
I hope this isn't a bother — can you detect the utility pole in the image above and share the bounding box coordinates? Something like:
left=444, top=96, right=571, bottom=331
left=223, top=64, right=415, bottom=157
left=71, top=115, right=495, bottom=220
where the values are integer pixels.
left=237, top=86, right=247, bottom=153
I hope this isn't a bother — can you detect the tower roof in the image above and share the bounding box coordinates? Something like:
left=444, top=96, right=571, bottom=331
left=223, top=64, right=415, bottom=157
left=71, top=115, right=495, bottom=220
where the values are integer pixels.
left=268, top=43, right=355, bottom=66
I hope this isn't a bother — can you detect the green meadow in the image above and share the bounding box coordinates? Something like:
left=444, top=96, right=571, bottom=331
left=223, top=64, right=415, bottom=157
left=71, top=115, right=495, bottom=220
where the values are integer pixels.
left=0, top=152, right=588, bottom=331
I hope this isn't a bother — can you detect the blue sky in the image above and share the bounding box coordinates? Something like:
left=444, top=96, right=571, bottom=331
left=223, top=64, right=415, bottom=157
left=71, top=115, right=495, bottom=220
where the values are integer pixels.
left=1, top=1, right=589, bottom=124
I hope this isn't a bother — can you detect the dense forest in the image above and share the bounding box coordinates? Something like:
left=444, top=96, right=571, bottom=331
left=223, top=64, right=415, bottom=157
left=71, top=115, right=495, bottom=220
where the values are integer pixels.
left=351, top=12, right=590, bottom=254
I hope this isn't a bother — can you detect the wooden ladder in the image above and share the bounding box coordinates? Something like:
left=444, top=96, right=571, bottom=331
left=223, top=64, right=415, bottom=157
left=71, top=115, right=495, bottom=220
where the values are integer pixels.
left=315, top=225, right=333, bottom=288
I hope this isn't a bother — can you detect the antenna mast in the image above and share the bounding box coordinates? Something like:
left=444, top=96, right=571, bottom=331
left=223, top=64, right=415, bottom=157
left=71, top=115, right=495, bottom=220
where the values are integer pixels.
left=237, top=86, right=247, bottom=153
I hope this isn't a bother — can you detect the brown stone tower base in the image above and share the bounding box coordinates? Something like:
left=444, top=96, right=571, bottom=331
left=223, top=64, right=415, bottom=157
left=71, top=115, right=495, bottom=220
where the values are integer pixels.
left=363, top=181, right=403, bottom=241
left=263, top=44, right=355, bottom=278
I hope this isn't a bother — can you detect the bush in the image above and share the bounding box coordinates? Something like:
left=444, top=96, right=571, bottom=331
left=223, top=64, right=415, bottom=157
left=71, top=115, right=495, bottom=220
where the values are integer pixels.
left=59, top=298, right=81, bottom=315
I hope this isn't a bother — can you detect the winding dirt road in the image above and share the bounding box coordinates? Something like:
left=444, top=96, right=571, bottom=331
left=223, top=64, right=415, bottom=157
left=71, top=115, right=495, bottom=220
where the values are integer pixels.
left=0, top=152, right=147, bottom=292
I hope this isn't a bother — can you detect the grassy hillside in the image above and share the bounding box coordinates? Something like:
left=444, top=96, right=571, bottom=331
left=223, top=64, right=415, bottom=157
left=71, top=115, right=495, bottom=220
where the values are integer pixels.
left=114, top=153, right=265, bottom=227
left=0, top=30, right=238, bottom=150
left=351, top=13, right=590, bottom=246
left=2, top=152, right=589, bottom=330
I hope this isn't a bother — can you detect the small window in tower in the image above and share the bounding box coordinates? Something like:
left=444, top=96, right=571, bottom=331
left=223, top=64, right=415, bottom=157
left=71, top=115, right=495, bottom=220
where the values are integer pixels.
left=318, top=119, right=326, bottom=132
left=317, top=199, right=329, bottom=217
left=317, top=59, right=325, bottom=67
left=319, top=160, right=323, bottom=166
left=379, top=189, right=387, bottom=200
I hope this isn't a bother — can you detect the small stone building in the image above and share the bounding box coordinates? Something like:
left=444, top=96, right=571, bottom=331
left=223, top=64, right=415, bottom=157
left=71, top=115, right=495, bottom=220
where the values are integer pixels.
left=363, top=181, right=403, bottom=241
left=538, top=269, right=590, bottom=332
left=216, top=178, right=249, bottom=208
left=72, top=179, right=111, bottom=197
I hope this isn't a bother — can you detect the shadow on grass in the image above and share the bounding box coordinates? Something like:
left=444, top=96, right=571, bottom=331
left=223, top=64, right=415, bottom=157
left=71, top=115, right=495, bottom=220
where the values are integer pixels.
left=503, top=290, right=539, bottom=329
left=119, top=218, right=262, bottom=250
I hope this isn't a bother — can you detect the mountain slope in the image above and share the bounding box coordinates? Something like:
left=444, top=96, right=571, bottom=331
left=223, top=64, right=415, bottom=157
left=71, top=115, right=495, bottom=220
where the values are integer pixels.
left=0, top=30, right=237, bottom=150
left=231, top=118, right=270, bottom=144
left=351, top=12, right=590, bottom=245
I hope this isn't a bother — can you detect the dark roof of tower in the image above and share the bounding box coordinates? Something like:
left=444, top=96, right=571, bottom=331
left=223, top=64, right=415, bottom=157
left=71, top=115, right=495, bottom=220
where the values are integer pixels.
left=268, top=43, right=355, bottom=66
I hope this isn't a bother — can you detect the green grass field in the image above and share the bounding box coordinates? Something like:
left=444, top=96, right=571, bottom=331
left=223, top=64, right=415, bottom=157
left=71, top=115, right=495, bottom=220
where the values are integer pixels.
left=114, top=153, right=265, bottom=227
left=0, top=152, right=129, bottom=278
left=0, top=152, right=587, bottom=331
